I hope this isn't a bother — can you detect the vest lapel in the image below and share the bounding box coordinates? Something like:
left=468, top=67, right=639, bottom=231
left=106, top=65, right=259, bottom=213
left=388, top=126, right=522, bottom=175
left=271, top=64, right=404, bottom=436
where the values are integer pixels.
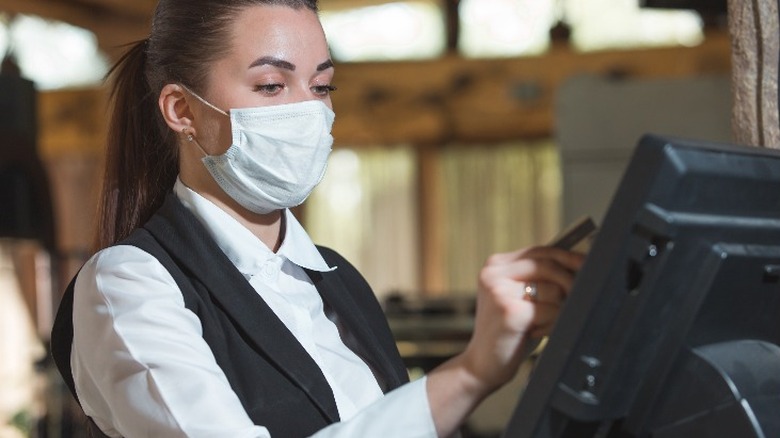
left=146, top=195, right=340, bottom=423
left=307, top=268, right=407, bottom=392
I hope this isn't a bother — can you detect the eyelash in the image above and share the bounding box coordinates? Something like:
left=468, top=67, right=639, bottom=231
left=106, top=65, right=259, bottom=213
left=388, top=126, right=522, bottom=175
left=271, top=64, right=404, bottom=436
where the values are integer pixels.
left=253, top=83, right=284, bottom=94
left=252, top=83, right=337, bottom=97
left=312, top=85, right=338, bottom=96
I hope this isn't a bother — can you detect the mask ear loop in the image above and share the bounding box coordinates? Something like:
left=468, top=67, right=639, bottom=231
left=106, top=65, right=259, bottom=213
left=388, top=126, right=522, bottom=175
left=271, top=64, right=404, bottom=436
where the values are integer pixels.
left=179, top=84, right=230, bottom=117
left=182, top=127, right=210, bottom=158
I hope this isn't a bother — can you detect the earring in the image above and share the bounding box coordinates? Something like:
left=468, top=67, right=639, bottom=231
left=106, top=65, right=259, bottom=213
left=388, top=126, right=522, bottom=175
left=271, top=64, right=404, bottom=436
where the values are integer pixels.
left=182, top=127, right=194, bottom=142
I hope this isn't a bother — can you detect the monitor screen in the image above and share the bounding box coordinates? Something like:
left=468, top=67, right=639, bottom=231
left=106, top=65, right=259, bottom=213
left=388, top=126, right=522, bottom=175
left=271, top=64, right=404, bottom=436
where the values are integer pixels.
left=504, top=134, right=780, bottom=437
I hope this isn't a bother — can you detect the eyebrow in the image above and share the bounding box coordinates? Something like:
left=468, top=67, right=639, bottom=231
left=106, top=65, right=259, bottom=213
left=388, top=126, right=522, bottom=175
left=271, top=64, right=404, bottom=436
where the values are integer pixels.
left=316, top=59, right=334, bottom=71
left=248, top=56, right=334, bottom=72
left=249, top=56, right=295, bottom=70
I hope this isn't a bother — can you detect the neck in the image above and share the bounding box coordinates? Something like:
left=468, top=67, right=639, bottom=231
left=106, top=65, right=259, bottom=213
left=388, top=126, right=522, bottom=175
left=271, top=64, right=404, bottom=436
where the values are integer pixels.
left=213, top=195, right=285, bottom=252
left=245, top=209, right=285, bottom=253
left=179, top=170, right=285, bottom=252
left=215, top=195, right=285, bottom=252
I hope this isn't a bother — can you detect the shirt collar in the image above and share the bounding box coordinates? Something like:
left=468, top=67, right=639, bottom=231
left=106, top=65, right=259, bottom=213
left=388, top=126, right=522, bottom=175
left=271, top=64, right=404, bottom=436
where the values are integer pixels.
left=173, top=178, right=335, bottom=276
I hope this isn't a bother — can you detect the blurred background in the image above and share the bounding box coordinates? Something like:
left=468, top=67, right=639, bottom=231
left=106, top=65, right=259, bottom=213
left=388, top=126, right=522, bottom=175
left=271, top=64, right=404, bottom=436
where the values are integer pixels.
left=0, top=0, right=734, bottom=436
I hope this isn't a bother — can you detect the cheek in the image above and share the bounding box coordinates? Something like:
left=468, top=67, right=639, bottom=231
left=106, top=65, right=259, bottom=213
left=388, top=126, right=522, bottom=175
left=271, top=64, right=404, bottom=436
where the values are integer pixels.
left=200, top=114, right=233, bottom=155
left=215, top=117, right=234, bottom=153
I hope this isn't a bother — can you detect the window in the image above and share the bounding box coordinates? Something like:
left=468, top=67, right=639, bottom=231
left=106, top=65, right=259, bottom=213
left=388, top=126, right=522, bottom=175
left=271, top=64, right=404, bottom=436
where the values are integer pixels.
left=458, top=0, right=557, bottom=58
left=0, top=14, right=109, bottom=89
left=460, top=0, right=703, bottom=56
left=564, top=0, right=704, bottom=51
left=320, top=1, right=446, bottom=62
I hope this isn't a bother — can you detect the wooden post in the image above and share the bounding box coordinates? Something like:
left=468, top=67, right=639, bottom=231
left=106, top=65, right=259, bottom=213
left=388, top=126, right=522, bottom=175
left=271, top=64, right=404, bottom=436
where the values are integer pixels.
left=728, top=0, right=780, bottom=148
left=418, top=145, right=446, bottom=296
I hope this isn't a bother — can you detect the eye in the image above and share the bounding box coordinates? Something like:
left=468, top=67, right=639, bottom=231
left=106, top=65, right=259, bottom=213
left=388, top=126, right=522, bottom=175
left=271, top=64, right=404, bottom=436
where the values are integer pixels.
left=312, top=84, right=337, bottom=97
left=253, top=83, right=285, bottom=95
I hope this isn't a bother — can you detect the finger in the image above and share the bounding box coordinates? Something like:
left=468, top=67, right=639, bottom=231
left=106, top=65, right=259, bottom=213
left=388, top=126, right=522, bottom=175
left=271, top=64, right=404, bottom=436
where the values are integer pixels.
left=486, top=257, right=578, bottom=295
left=532, top=259, right=579, bottom=295
left=525, top=302, right=562, bottom=337
left=484, top=246, right=584, bottom=281
left=521, top=246, right=587, bottom=272
left=483, top=248, right=532, bottom=266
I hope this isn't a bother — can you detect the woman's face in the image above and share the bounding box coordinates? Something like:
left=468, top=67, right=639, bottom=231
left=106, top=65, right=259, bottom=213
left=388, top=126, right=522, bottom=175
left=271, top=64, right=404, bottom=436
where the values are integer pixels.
left=191, top=4, right=334, bottom=155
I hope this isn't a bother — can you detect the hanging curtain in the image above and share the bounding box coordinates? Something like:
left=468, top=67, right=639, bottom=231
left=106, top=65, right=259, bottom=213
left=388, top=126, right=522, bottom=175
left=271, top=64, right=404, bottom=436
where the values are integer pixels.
left=438, top=140, right=561, bottom=295
left=305, top=140, right=561, bottom=298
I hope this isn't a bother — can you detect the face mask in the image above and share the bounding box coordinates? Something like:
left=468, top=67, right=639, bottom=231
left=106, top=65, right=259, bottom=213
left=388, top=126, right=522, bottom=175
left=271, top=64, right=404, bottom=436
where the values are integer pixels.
left=185, top=87, right=335, bottom=214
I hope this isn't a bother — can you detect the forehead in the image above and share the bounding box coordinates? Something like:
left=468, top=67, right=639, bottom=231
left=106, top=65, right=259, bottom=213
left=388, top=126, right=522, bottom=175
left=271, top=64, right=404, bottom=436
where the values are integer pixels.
left=226, top=5, right=330, bottom=65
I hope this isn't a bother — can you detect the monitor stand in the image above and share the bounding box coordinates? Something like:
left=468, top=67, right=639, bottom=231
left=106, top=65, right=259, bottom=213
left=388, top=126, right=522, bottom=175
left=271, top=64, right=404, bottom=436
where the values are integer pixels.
left=625, top=339, right=780, bottom=437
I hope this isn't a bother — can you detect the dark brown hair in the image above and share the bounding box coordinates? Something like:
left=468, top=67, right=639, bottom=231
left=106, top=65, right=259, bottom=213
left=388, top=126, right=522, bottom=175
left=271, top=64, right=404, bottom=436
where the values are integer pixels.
left=96, top=0, right=318, bottom=250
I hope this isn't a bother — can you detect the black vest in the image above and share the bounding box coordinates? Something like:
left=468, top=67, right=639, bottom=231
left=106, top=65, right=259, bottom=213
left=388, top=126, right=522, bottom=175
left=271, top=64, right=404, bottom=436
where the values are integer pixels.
left=51, top=194, right=409, bottom=437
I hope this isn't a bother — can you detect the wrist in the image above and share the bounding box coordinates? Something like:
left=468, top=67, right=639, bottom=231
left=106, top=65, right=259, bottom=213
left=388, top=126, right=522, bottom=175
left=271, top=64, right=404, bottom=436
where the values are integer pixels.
left=425, top=353, right=496, bottom=436
left=461, top=335, right=523, bottom=394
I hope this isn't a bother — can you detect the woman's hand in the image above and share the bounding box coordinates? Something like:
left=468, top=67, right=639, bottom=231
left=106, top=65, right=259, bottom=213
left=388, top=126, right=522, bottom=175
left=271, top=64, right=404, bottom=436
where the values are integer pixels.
left=463, top=246, right=586, bottom=392
left=425, top=246, right=585, bottom=437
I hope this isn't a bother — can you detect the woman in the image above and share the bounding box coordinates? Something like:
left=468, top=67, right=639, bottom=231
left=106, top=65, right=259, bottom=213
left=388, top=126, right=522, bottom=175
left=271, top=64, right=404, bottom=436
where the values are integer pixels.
left=51, top=0, right=585, bottom=436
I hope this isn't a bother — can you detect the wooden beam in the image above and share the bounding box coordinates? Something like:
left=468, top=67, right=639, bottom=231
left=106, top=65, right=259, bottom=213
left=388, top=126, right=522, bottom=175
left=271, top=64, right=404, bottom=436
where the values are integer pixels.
left=36, top=32, right=732, bottom=158
left=417, top=146, right=446, bottom=295
left=728, top=0, right=780, bottom=148
left=68, top=0, right=156, bottom=18
left=33, top=31, right=733, bottom=167
left=331, top=31, right=732, bottom=145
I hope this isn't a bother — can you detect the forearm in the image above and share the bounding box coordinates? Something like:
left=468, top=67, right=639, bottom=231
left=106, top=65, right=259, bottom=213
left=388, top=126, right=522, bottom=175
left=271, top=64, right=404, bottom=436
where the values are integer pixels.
left=425, top=353, right=499, bottom=437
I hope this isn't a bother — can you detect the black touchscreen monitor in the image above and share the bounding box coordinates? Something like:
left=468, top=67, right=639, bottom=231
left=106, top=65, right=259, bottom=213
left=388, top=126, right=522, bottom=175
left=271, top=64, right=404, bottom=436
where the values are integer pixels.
left=504, top=134, right=780, bottom=438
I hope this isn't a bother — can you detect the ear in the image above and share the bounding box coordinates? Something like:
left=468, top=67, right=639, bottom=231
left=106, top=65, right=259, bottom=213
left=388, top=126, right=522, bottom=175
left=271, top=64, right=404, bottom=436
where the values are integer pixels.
left=159, top=83, right=196, bottom=137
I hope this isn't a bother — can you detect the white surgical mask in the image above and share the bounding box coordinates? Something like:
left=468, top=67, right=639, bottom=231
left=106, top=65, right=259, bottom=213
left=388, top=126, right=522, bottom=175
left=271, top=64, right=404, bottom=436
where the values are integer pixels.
left=185, top=86, right=335, bottom=214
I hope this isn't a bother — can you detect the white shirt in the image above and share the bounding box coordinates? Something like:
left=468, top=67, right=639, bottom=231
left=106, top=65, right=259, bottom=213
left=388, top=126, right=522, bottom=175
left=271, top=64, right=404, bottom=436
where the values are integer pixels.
left=71, top=179, right=437, bottom=437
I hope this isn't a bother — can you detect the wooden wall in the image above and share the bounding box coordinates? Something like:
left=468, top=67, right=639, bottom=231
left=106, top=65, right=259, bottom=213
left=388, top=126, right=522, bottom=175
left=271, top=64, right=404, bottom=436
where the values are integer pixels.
left=331, top=33, right=732, bottom=146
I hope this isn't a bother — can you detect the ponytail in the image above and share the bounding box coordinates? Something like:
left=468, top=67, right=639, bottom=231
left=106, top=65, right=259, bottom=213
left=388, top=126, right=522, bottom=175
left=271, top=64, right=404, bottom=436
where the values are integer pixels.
left=93, top=39, right=178, bottom=250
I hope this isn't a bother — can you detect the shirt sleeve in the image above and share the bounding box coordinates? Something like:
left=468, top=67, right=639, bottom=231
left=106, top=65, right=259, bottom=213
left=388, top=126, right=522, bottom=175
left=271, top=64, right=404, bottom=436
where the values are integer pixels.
left=72, top=245, right=437, bottom=438
left=72, top=245, right=271, bottom=438
left=311, top=377, right=437, bottom=438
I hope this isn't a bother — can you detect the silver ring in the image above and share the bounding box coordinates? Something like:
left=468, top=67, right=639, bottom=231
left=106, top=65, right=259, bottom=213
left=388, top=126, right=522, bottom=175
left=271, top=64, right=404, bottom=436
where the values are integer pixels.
left=523, top=282, right=538, bottom=301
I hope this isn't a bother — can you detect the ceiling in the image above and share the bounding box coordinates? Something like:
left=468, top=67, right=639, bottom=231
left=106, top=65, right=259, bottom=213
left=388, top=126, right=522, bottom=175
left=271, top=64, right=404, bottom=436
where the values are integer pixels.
left=0, top=0, right=400, bottom=59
